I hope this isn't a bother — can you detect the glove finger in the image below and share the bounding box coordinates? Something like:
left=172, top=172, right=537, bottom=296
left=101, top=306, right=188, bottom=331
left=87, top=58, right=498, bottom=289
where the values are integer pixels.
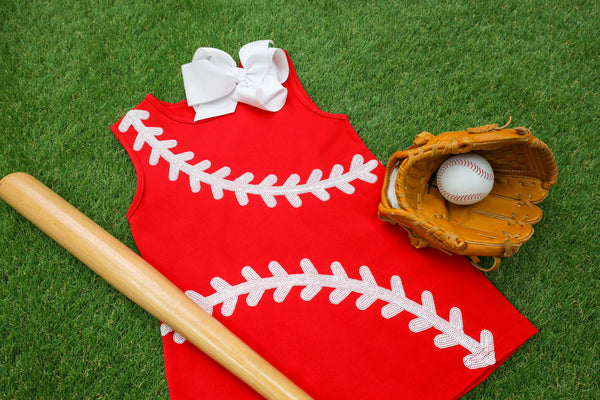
left=447, top=202, right=535, bottom=256
left=470, top=193, right=543, bottom=224
left=491, top=175, right=549, bottom=204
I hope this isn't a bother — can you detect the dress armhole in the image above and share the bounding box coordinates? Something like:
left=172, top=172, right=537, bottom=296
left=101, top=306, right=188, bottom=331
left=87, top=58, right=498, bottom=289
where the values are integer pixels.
left=110, top=119, right=145, bottom=220
left=284, top=51, right=349, bottom=120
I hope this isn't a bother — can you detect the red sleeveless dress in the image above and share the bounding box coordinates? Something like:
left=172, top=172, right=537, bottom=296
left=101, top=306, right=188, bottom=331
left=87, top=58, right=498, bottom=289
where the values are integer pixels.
left=112, top=47, right=536, bottom=400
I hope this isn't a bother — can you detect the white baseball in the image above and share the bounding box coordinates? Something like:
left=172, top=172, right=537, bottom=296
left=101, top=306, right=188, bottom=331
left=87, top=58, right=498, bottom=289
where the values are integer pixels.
left=436, top=154, right=494, bottom=205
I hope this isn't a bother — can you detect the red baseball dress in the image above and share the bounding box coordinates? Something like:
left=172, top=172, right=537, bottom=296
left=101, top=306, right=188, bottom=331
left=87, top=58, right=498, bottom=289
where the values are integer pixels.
left=111, top=40, right=537, bottom=399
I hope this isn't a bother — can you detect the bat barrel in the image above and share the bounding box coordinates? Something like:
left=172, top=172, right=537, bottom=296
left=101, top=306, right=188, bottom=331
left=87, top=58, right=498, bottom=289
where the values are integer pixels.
left=0, top=172, right=312, bottom=400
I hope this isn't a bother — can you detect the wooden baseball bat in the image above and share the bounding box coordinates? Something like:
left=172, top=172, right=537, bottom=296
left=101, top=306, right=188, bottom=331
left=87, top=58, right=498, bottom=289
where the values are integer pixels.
left=0, top=172, right=312, bottom=400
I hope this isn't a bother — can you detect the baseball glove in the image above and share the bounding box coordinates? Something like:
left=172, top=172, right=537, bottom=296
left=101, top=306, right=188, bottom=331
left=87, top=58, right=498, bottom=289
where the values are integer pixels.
left=378, top=118, right=558, bottom=271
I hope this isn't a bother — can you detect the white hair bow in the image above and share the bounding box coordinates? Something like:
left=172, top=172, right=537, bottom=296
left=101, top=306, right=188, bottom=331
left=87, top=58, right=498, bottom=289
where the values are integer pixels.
left=182, top=40, right=289, bottom=121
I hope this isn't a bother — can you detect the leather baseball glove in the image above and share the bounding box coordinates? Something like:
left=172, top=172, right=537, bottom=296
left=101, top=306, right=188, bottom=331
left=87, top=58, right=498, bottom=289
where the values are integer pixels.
left=378, top=118, right=558, bottom=271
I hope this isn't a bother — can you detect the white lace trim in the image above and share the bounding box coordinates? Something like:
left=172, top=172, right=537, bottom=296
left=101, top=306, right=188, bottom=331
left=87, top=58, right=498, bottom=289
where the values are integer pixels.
left=160, top=258, right=496, bottom=370
left=118, top=109, right=379, bottom=207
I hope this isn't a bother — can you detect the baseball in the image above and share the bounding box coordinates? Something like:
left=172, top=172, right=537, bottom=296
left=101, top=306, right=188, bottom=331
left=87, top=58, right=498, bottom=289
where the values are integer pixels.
left=436, top=154, right=495, bottom=205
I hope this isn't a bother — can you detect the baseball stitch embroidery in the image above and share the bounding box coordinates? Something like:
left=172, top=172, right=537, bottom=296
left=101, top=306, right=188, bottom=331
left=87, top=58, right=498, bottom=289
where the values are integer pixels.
left=160, top=258, right=496, bottom=370
left=119, top=109, right=379, bottom=207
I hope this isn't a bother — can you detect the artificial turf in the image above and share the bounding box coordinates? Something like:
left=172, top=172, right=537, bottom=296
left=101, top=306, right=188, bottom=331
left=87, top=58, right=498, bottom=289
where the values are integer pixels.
left=1, top=0, right=598, bottom=398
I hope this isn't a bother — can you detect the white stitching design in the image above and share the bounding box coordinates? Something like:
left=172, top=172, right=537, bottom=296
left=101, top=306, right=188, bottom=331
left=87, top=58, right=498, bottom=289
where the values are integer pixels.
left=160, top=258, right=496, bottom=369
left=119, top=109, right=379, bottom=208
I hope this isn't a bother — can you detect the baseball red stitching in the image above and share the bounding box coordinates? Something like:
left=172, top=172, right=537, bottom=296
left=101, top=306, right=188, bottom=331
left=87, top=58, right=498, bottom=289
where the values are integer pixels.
left=438, top=157, right=493, bottom=203
left=438, top=185, right=488, bottom=203
left=438, top=158, right=493, bottom=183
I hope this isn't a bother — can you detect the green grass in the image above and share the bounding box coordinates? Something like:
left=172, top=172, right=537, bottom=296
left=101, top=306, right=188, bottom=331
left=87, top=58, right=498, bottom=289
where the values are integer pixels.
left=1, top=0, right=598, bottom=398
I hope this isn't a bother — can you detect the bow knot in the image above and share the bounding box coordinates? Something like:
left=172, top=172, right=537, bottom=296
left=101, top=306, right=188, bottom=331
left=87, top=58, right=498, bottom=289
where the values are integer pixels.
left=182, top=40, right=289, bottom=121
left=231, top=67, right=247, bottom=84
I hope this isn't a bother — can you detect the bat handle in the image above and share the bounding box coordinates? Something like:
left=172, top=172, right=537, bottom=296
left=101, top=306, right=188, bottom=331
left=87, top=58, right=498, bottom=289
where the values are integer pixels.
left=0, top=172, right=313, bottom=400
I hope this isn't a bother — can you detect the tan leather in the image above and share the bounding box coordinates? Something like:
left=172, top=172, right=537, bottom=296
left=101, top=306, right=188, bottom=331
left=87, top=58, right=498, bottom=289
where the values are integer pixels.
left=379, top=119, right=558, bottom=271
